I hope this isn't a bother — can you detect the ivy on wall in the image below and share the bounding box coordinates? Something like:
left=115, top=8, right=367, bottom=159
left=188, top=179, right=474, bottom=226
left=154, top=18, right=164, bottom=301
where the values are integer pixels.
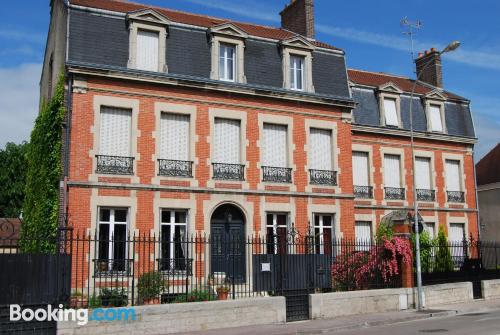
left=21, top=74, right=65, bottom=252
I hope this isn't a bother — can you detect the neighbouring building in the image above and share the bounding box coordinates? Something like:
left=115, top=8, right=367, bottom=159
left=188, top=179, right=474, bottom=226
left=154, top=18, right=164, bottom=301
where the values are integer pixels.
left=476, top=144, right=500, bottom=242
left=40, top=0, right=478, bottom=289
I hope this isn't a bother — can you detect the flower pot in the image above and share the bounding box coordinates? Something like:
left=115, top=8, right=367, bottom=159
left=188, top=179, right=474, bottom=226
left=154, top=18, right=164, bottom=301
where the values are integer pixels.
left=143, top=297, right=160, bottom=305
left=217, top=291, right=229, bottom=300
left=70, top=296, right=88, bottom=309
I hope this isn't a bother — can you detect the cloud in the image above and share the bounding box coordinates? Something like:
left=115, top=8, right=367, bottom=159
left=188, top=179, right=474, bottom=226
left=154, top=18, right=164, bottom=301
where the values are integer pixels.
left=0, top=29, right=45, bottom=44
left=0, top=63, right=41, bottom=147
left=183, top=0, right=279, bottom=23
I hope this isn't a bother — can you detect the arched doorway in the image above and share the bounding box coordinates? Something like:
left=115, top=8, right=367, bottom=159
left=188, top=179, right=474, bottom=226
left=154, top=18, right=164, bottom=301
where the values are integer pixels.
left=210, top=204, right=246, bottom=283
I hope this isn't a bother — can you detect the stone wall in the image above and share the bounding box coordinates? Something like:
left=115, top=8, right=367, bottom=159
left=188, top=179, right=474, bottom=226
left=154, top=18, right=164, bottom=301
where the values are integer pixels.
left=482, top=279, right=500, bottom=300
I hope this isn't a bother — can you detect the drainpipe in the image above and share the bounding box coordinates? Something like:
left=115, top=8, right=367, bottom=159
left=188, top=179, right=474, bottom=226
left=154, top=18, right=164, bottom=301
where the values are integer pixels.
left=62, top=74, right=73, bottom=227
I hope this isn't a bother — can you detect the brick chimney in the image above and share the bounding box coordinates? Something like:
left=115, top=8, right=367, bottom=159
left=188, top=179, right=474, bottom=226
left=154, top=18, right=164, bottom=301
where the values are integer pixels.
left=280, top=0, right=315, bottom=39
left=415, top=48, right=443, bottom=88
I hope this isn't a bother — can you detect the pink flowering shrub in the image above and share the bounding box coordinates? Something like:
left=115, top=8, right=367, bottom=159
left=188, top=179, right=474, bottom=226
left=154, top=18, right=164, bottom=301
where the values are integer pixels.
left=331, top=237, right=412, bottom=291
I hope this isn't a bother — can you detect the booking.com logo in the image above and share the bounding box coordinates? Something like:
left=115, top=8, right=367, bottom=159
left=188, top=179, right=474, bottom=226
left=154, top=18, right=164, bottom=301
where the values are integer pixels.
left=10, top=304, right=136, bottom=326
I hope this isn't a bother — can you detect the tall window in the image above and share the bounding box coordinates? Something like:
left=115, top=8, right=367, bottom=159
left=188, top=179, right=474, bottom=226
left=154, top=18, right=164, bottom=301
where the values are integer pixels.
left=309, top=128, right=332, bottom=171
left=263, top=124, right=287, bottom=168
left=428, top=105, right=443, bottom=132
left=99, top=107, right=132, bottom=157
left=160, top=210, right=188, bottom=272
left=98, top=208, right=128, bottom=272
left=314, top=214, right=334, bottom=255
left=384, top=154, right=401, bottom=188
left=424, top=222, right=435, bottom=239
left=214, top=118, right=240, bottom=164
left=449, top=223, right=465, bottom=261
left=266, top=213, right=288, bottom=254
left=160, top=113, right=190, bottom=160
left=290, top=55, right=304, bottom=91
left=136, top=29, right=159, bottom=71
left=445, top=160, right=461, bottom=192
left=415, top=157, right=432, bottom=190
left=355, top=221, right=372, bottom=251
left=219, top=43, right=235, bottom=81
left=353, top=151, right=370, bottom=197
left=383, top=98, right=399, bottom=127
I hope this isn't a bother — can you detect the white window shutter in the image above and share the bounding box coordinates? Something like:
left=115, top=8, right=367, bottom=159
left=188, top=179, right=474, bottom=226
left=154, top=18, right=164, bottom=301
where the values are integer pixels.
left=309, top=128, right=332, bottom=170
left=424, top=223, right=435, bottom=239
left=383, top=98, right=399, bottom=126
left=99, top=107, right=132, bottom=157
left=160, top=113, right=190, bottom=160
left=355, top=221, right=372, bottom=242
left=136, top=30, right=159, bottom=71
left=352, top=151, right=369, bottom=186
left=384, top=154, right=401, bottom=188
left=429, top=105, right=443, bottom=132
left=213, top=118, right=240, bottom=164
left=445, top=160, right=461, bottom=191
left=415, top=157, right=431, bottom=189
left=263, top=124, right=287, bottom=167
left=449, top=223, right=465, bottom=243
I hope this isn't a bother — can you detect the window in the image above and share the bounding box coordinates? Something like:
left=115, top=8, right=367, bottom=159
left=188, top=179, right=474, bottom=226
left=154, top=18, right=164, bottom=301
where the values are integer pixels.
left=383, top=98, right=399, bottom=127
left=266, top=213, right=288, bottom=254
left=384, top=154, right=401, bottom=188
left=415, top=157, right=432, bottom=190
left=160, top=113, right=190, bottom=161
left=313, top=214, right=334, bottom=255
left=424, top=222, right=435, bottom=239
left=355, top=221, right=372, bottom=251
left=214, top=118, right=240, bottom=164
left=290, top=55, right=304, bottom=91
left=309, top=128, right=332, bottom=171
left=445, top=160, right=461, bottom=192
left=219, top=43, right=235, bottom=82
left=99, top=107, right=132, bottom=157
left=136, top=29, right=159, bottom=71
left=428, top=104, right=443, bottom=132
left=160, top=210, right=188, bottom=272
left=98, top=208, right=129, bottom=272
left=449, top=223, right=466, bottom=262
left=353, top=151, right=371, bottom=197
left=449, top=223, right=465, bottom=243
left=263, top=124, right=287, bottom=168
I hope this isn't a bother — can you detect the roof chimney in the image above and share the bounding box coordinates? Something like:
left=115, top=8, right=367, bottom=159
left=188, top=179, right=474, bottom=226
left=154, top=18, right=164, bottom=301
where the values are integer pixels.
left=415, top=48, right=443, bottom=88
left=280, top=0, right=315, bottom=39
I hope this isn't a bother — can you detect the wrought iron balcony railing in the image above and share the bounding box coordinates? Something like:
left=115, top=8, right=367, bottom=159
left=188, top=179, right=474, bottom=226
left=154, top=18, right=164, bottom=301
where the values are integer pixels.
left=96, top=155, right=134, bottom=175
left=157, top=258, right=193, bottom=275
left=309, top=169, right=337, bottom=186
left=212, top=163, right=245, bottom=181
left=384, top=187, right=406, bottom=200
left=354, top=185, right=373, bottom=199
left=417, top=189, right=436, bottom=202
left=262, top=166, right=292, bottom=183
left=94, top=258, right=133, bottom=276
left=158, top=159, right=193, bottom=177
left=447, top=190, right=465, bottom=203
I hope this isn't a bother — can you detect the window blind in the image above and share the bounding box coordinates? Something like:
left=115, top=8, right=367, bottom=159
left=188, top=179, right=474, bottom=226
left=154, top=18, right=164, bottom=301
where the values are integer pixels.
left=449, top=223, right=465, bottom=243
left=415, top=157, right=431, bottom=189
left=355, top=221, right=372, bottom=242
left=352, top=151, right=369, bottom=186
left=384, top=154, right=401, bottom=188
left=383, top=98, right=399, bottom=126
left=424, top=223, right=435, bottom=239
left=445, top=160, right=461, bottom=191
left=263, top=124, right=287, bottom=167
left=99, top=107, right=132, bottom=157
left=429, top=105, right=443, bottom=132
left=309, top=128, right=332, bottom=170
left=213, top=118, right=240, bottom=163
left=136, top=29, right=159, bottom=71
left=160, top=113, right=190, bottom=160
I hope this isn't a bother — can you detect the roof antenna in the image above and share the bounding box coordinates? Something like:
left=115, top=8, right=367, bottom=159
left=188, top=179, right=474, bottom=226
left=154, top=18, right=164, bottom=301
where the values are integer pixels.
left=401, top=17, right=422, bottom=68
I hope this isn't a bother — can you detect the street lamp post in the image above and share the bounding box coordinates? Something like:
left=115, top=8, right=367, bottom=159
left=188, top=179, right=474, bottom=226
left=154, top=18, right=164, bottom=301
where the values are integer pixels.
left=410, top=41, right=460, bottom=311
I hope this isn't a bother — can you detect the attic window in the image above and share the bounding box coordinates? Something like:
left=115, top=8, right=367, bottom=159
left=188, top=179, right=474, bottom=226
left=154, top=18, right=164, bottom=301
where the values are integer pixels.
left=290, top=55, right=304, bottom=91
left=428, top=104, right=444, bottom=132
left=382, top=98, right=399, bottom=127
left=281, top=36, right=315, bottom=93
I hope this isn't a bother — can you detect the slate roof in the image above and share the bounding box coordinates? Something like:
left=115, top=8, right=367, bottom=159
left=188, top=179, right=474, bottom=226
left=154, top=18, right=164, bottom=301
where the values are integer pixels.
left=70, top=0, right=341, bottom=51
left=476, top=143, right=500, bottom=186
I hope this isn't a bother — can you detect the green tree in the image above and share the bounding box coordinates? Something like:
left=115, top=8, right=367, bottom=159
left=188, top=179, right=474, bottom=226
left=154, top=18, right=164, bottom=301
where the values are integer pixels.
left=435, top=226, right=454, bottom=272
left=375, top=222, right=394, bottom=242
left=0, top=142, right=28, bottom=218
left=21, top=74, right=65, bottom=252
left=411, top=230, right=434, bottom=273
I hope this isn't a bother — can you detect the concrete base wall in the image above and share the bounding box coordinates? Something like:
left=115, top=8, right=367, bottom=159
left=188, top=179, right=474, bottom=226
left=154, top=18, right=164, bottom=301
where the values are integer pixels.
left=310, top=288, right=414, bottom=319
left=58, top=297, right=286, bottom=334
left=482, top=279, right=500, bottom=300
left=421, top=282, right=474, bottom=307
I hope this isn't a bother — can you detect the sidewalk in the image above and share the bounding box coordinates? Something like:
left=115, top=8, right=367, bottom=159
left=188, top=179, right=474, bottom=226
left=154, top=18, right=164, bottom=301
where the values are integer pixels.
left=179, top=299, right=500, bottom=335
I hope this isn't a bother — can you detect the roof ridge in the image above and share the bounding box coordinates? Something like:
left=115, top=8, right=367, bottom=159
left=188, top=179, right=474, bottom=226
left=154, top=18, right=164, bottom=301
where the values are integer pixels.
left=348, top=68, right=411, bottom=80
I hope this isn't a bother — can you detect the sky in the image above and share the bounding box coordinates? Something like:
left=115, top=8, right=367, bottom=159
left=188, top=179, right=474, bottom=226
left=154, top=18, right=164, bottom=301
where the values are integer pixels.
left=0, top=0, right=498, bottom=161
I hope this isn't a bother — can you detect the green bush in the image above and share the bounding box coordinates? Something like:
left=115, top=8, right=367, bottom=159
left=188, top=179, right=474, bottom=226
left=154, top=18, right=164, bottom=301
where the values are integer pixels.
left=99, top=288, right=128, bottom=307
left=435, top=227, right=454, bottom=272
left=137, top=271, right=167, bottom=301
left=376, top=222, right=394, bottom=242
left=172, top=289, right=213, bottom=303
left=88, top=294, right=102, bottom=309
left=411, top=230, right=435, bottom=273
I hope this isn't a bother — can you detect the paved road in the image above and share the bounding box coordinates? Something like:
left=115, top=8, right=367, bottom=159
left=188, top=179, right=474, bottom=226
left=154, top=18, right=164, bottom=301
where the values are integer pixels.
left=335, top=310, right=500, bottom=335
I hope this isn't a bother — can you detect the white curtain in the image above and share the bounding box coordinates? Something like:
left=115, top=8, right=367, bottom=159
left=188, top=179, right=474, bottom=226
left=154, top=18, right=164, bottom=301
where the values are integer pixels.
left=290, top=55, right=304, bottom=90
left=160, top=113, right=190, bottom=160
left=213, top=118, right=240, bottom=163
left=219, top=43, right=235, bottom=81
left=352, top=151, right=369, bottom=186
left=136, top=29, right=159, bottom=71
left=415, top=157, right=431, bottom=189
left=309, top=128, right=332, bottom=170
left=383, top=98, right=399, bottom=126
left=449, top=223, right=465, bottom=243
left=263, top=124, right=287, bottom=167
left=445, top=160, right=461, bottom=191
left=384, top=154, right=401, bottom=188
left=429, top=105, right=443, bottom=132
left=355, top=222, right=372, bottom=241
left=99, top=107, right=132, bottom=156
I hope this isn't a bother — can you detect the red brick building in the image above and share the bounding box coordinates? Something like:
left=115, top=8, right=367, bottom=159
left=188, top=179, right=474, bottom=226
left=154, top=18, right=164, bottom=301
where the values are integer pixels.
left=40, top=0, right=478, bottom=287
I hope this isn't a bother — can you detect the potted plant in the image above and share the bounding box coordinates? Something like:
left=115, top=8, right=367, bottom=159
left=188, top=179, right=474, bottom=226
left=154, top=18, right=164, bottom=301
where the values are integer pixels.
left=137, top=271, right=167, bottom=305
left=216, top=278, right=231, bottom=300
left=70, top=291, right=88, bottom=308
left=99, top=288, right=128, bottom=307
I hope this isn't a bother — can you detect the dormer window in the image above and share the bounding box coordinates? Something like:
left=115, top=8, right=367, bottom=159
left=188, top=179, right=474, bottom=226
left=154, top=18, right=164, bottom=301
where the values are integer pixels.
left=290, top=55, right=304, bottom=91
left=424, top=90, right=447, bottom=133
left=428, top=104, right=444, bottom=132
left=219, top=43, right=236, bottom=82
left=382, top=98, right=399, bottom=127
left=136, top=29, right=160, bottom=71
left=377, top=82, right=403, bottom=128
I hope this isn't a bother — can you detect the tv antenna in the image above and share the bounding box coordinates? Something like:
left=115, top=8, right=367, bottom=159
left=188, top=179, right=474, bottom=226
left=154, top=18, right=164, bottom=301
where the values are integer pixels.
left=401, top=17, right=422, bottom=62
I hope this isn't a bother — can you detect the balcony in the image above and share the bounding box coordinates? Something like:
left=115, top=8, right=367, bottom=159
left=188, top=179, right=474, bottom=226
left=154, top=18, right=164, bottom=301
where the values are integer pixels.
left=309, top=169, right=337, bottom=186
left=158, top=159, right=193, bottom=177
left=94, top=258, right=133, bottom=277
left=417, top=189, right=435, bottom=202
left=157, top=258, right=193, bottom=275
left=262, top=166, right=292, bottom=183
left=447, top=191, right=465, bottom=203
left=384, top=187, right=405, bottom=200
left=96, top=155, right=134, bottom=175
left=212, top=163, right=245, bottom=181
left=354, top=185, right=373, bottom=199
